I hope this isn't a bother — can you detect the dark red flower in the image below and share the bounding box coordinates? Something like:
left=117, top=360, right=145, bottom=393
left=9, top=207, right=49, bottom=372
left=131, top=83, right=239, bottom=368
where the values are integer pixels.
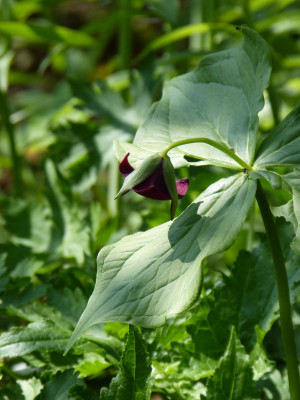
left=119, top=153, right=189, bottom=201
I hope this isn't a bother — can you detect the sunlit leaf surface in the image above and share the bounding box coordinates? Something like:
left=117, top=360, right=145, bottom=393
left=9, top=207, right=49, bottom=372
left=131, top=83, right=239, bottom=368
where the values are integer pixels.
left=66, top=174, right=256, bottom=352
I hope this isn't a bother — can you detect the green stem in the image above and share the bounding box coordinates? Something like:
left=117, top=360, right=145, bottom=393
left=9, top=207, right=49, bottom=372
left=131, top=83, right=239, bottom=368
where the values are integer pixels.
left=161, top=138, right=252, bottom=171
left=256, top=181, right=300, bottom=400
left=0, top=90, right=22, bottom=196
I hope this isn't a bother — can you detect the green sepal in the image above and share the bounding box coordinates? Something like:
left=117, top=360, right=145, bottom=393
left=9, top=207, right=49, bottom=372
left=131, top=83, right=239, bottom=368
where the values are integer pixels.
left=162, top=155, right=178, bottom=220
left=115, top=153, right=162, bottom=199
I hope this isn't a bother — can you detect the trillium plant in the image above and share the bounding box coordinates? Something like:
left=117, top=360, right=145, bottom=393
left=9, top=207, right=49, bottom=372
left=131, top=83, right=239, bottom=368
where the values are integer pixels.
left=66, top=27, right=300, bottom=398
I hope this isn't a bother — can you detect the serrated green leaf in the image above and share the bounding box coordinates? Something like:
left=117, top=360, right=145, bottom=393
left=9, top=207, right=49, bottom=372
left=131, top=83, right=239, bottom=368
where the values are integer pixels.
left=254, top=102, right=300, bottom=168
left=206, top=328, right=259, bottom=399
left=47, top=287, right=87, bottom=326
left=0, top=281, right=47, bottom=308
left=65, top=174, right=256, bottom=352
left=75, top=352, right=111, bottom=379
left=45, top=159, right=91, bottom=264
left=0, top=320, right=71, bottom=357
left=184, top=222, right=300, bottom=380
left=100, top=325, right=153, bottom=400
left=250, top=326, right=274, bottom=381
left=128, top=27, right=271, bottom=169
left=151, top=359, right=207, bottom=399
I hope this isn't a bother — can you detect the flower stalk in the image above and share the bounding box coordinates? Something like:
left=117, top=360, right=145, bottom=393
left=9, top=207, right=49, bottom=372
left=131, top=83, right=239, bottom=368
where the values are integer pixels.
left=160, top=138, right=252, bottom=171
left=256, top=181, right=300, bottom=400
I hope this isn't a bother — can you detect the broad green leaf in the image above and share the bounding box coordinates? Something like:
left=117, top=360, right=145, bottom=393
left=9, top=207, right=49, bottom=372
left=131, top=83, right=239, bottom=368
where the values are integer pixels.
left=17, top=377, right=43, bottom=400
left=124, top=27, right=271, bottom=169
left=251, top=169, right=300, bottom=253
left=99, top=325, right=153, bottom=400
left=0, top=320, right=71, bottom=357
left=206, top=328, right=259, bottom=399
left=0, top=21, right=96, bottom=47
left=65, top=173, right=256, bottom=352
left=254, top=102, right=300, bottom=168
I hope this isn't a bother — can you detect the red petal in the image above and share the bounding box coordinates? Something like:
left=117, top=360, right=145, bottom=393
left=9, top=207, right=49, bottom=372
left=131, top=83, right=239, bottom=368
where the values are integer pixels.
left=133, top=161, right=171, bottom=200
left=119, top=153, right=134, bottom=177
left=134, top=186, right=171, bottom=200
left=176, top=178, right=189, bottom=198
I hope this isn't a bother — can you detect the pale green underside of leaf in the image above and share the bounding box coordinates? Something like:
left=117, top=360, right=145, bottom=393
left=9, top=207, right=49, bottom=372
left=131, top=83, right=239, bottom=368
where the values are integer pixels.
left=65, top=174, right=256, bottom=353
left=100, top=325, right=153, bottom=400
left=251, top=169, right=300, bottom=253
left=206, top=329, right=259, bottom=399
left=115, top=27, right=271, bottom=170
left=254, top=102, right=300, bottom=169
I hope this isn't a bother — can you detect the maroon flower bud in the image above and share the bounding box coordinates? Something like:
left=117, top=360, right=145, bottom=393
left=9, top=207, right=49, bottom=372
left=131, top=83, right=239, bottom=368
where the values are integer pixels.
left=117, top=153, right=189, bottom=219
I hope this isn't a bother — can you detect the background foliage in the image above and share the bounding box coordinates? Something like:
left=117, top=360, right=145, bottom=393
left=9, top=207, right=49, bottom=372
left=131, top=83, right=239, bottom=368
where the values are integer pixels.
left=1, top=0, right=300, bottom=398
